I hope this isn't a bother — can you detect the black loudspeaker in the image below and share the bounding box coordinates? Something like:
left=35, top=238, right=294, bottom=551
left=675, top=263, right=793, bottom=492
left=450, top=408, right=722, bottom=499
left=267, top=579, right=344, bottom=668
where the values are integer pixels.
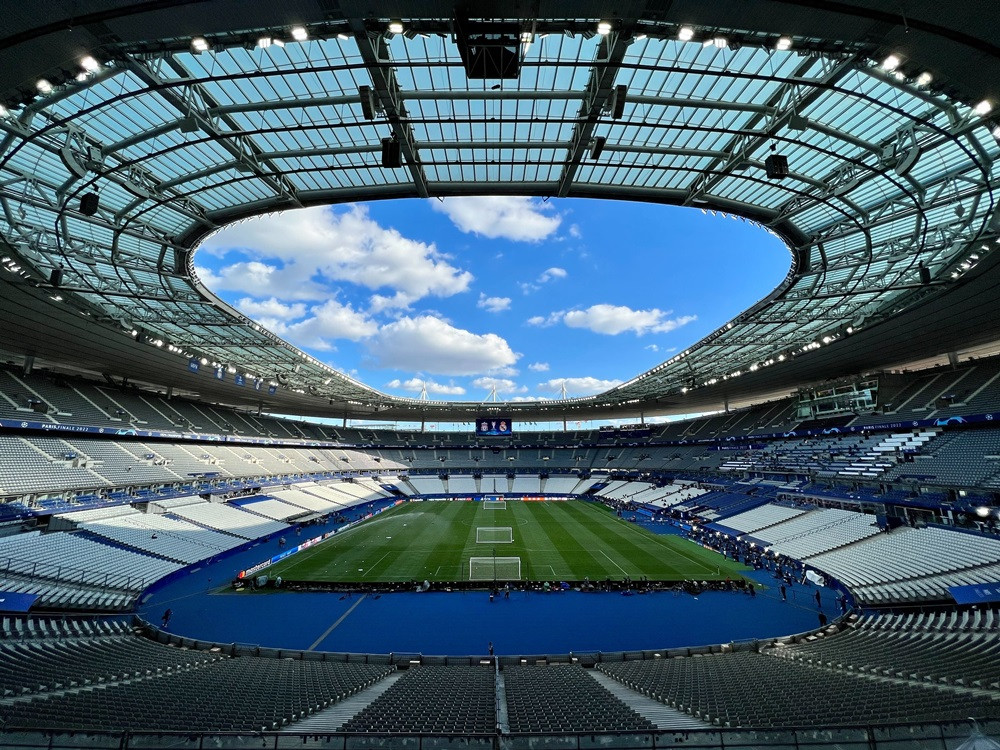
left=919, top=263, right=931, bottom=285
left=79, top=192, right=99, bottom=215
left=611, top=85, right=627, bottom=119
left=381, top=137, right=401, bottom=168
left=359, top=86, right=376, bottom=120
left=49, top=267, right=63, bottom=287
left=765, top=154, right=789, bottom=180
left=589, top=136, right=606, bottom=159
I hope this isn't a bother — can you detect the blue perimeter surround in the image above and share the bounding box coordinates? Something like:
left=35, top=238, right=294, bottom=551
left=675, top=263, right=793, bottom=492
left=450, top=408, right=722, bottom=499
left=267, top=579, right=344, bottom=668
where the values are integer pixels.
left=139, top=520, right=838, bottom=656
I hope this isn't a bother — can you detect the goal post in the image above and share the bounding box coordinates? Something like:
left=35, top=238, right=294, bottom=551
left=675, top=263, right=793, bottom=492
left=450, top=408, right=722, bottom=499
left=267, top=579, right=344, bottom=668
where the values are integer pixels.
left=483, top=499, right=507, bottom=510
left=469, top=556, right=521, bottom=581
left=476, top=526, right=513, bottom=543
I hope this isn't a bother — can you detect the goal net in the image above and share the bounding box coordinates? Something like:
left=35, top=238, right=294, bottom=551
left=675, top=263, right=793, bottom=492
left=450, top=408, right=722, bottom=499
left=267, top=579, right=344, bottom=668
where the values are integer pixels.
left=477, top=526, right=513, bottom=543
left=483, top=499, right=507, bottom=510
left=469, top=556, right=521, bottom=581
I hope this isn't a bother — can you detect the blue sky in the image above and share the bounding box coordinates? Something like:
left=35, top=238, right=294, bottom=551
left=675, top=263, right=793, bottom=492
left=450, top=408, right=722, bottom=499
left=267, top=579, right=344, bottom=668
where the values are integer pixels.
left=196, top=198, right=789, bottom=402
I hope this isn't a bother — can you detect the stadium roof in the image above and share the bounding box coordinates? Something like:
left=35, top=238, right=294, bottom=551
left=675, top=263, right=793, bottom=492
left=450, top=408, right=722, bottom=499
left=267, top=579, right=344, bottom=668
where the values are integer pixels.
left=0, top=1, right=998, bottom=422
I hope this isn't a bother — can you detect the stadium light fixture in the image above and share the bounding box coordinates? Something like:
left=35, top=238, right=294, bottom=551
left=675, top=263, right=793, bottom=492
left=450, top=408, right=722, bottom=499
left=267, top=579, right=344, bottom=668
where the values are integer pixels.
left=388, top=19, right=404, bottom=35
left=191, top=37, right=210, bottom=53
left=36, top=79, right=53, bottom=94
left=775, top=36, right=792, bottom=51
left=597, top=20, right=612, bottom=36
left=0, top=105, right=8, bottom=117
left=974, top=99, right=993, bottom=116
left=916, top=71, right=933, bottom=87
left=257, top=36, right=273, bottom=48
left=337, top=33, right=350, bottom=40
left=976, top=506, right=991, bottom=517
left=881, top=54, right=901, bottom=71
left=677, top=26, right=694, bottom=41
left=291, top=26, right=308, bottom=41
left=80, top=55, right=100, bottom=72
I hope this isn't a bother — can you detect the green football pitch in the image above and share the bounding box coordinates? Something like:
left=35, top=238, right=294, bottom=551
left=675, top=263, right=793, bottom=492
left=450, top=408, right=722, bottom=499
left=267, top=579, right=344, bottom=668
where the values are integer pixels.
left=266, top=499, right=748, bottom=583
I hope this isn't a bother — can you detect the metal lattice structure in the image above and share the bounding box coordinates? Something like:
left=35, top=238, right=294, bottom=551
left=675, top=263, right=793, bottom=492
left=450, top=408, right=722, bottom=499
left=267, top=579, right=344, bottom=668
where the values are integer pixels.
left=0, top=1, right=998, bottom=422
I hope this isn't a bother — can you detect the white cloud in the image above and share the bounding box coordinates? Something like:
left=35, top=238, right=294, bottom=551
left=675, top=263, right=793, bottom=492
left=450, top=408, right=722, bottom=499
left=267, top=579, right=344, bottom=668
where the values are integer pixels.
left=526, top=312, right=563, bottom=328
left=200, top=205, right=473, bottom=304
left=267, top=299, right=377, bottom=351
left=365, top=316, right=519, bottom=375
left=236, top=297, right=306, bottom=321
left=568, top=224, right=582, bottom=238
left=532, top=305, right=697, bottom=336
left=430, top=196, right=561, bottom=242
left=537, top=376, right=623, bottom=397
left=538, top=267, right=567, bottom=283
left=528, top=362, right=550, bottom=372
left=645, top=344, right=659, bottom=352
left=477, top=293, right=511, bottom=313
left=487, top=365, right=519, bottom=377
left=520, top=267, right=568, bottom=294
left=385, top=377, right=466, bottom=396
left=471, top=377, right=527, bottom=395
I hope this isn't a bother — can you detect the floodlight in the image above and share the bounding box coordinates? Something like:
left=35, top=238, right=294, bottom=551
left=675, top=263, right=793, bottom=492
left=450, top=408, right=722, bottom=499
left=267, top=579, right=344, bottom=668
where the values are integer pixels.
left=712, top=36, right=728, bottom=49
left=0, top=105, right=8, bottom=117
left=291, top=26, right=308, bottom=41
left=775, top=36, right=792, bottom=51
left=388, top=19, right=404, bottom=35
left=597, top=20, right=612, bottom=36
left=976, top=506, right=991, bottom=517
left=257, top=36, right=272, bottom=48
left=36, top=79, right=53, bottom=94
left=80, top=55, right=100, bottom=72
left=677, top=26, right=694, bottom=41
left=881, top=54, right=900, bottom=71
left=191, top=37, right=210, bottom=53
left=974, top=99, right=993, bottom=116
left=916, top=71, right=933, bottom=87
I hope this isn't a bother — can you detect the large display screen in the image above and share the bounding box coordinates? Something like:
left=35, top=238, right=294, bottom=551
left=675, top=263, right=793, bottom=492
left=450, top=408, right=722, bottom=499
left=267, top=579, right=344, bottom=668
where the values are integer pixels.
left=476, top=417, right=513, bottom=436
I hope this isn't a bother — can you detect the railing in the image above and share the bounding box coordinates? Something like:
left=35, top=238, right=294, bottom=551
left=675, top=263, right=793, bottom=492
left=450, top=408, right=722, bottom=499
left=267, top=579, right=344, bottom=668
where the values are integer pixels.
left=0, top=554, right=148, bottom=592
left=0, top=720, right=997, bottom=749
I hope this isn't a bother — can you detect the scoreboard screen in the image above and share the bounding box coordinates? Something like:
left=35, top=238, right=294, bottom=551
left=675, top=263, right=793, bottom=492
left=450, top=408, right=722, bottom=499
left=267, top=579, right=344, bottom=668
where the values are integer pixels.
left=475, top=417, right=513, bottom=436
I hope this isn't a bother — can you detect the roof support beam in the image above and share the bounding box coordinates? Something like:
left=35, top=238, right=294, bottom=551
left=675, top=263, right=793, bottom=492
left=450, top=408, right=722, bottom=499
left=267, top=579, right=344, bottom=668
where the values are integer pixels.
left=350, top=25, right=429, bottom=199
left=121, top=57, right=301, bottom=210
left=556, top=26, right=636, bottom=198
left=684, top=56, right=857, bottom=206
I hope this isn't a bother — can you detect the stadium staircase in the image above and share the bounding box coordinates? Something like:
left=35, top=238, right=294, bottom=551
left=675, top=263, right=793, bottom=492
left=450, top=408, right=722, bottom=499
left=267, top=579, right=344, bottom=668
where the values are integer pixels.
left=588, top=669, right=710, bottom=729
left=285, top=669, right=404, bottom=732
